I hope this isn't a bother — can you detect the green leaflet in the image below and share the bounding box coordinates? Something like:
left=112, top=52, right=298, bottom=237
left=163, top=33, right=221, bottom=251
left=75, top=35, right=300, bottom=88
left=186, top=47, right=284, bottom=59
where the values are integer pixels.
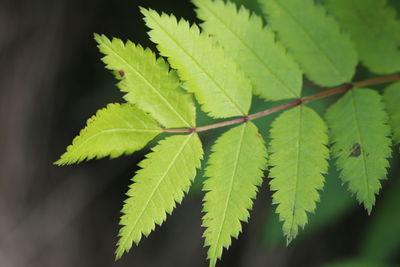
left=326, top=89, right=392, bottom=213
left=116, top=133, right=203, bottom=259
left=202, top=122, right=267, bottom=267
left=269, top=105, right=329, bottom=242
left=383, top=82, right=400, bottom=146
left=325, top=0, right=400, bottom=74
left=95, top=34, right=195, bottom=128
left=194, top=0, right=302, bottom=100
left=259, top=0, right=357, bottom=87
left=56, top=103, right=161, bottom=165
left=141, top=8, right=252, bottom=118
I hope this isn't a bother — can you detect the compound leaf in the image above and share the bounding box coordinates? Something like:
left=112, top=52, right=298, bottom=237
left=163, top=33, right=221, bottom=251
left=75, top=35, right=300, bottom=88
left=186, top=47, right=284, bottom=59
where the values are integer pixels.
left=194, top=0, right=302, bottom=101
left=141, top=8, right=252, bottom=118
left=325, top=0, right=400, bottom=74
left=326, top=89, right=392, bottom=213
left=116, top=133, right=203, bottom=259
left=95, top=34, right=195, bottom=128
left=203, top=122, right=267, bottom=267
left=259, top=0, right=358, bottom=87
left=269, top=105, right=329, bottom=243
left=383, top=82, right=400, bottom=146
left=56, top=103, right=162, bottom=165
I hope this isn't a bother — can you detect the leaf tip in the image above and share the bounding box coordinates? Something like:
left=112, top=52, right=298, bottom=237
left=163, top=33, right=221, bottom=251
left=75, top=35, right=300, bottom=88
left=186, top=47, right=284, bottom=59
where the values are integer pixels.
left=53, top=159, right=63, bottom=166
left=209, top=258, right=217, bottom=267
left=366, top=206, right=373, bottom=216
left=114, top=250, right=123, bottom=261
left=114, top=242, right=127, bottom=261
left=286, top=236, right=293, bottom=246
left=54, top=154, right=73, bottom=166
left=93, top=33, right=107, bottom=45
left=363, top=198, right=375, bottom=215
left=139, top=6, right=150, bottom=17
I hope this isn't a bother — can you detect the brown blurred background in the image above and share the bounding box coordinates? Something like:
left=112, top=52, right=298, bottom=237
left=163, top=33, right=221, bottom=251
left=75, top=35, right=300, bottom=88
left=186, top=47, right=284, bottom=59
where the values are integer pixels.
left=1, top=0, right=399, bottom=266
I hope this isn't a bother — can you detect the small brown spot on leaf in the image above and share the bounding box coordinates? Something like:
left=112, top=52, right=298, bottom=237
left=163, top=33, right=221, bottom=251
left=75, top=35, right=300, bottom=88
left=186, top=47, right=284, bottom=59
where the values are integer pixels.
left=118, top=70, right=125, bottom=77
left=349, top=143, right=362, bottom=158
left=397, top=45, right=400, bottom=52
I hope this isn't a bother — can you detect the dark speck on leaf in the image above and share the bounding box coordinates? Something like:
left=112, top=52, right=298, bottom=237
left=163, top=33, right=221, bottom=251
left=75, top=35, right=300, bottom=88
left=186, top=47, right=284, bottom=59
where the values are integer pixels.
left=118, top=70, right=125, bottom=77
left=349, top=143, right=362, bottom=158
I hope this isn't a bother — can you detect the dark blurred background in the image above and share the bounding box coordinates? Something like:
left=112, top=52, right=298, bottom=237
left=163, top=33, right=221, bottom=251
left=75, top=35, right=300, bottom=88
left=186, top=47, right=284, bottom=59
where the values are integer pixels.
left=1, top=0, right=399, bottom=266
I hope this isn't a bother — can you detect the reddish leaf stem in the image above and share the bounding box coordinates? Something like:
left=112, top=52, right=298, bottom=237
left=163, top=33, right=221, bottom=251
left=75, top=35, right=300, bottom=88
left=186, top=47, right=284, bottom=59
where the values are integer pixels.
left=163, top=74, right=400, bottom=134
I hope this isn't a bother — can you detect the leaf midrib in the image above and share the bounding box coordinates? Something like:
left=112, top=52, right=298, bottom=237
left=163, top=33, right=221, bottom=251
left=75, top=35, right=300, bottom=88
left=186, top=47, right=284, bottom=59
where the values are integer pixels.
left=209, top=123, right=247, bottom=261
left=287, top=106, right=303, bottom=240
left=67, top=128, right=161, bottom=155
left=349, top=90, right=371, bottom=208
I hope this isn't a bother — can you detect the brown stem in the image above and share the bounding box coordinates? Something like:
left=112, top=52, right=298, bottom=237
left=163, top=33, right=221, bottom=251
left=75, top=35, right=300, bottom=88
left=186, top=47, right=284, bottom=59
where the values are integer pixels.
left=300, top=83, right=353, bottom=104
left=195, top=117, right=249, bottom=132
left=163, top=74, right=400, bottom=134
left=353, top=74, right=400, bottom=88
